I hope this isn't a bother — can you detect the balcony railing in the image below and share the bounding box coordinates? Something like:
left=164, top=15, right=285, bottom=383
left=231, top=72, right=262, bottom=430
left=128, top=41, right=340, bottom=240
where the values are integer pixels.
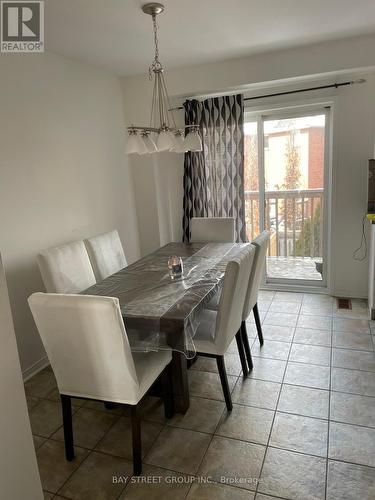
left=245, top=188, right=324, bottom=258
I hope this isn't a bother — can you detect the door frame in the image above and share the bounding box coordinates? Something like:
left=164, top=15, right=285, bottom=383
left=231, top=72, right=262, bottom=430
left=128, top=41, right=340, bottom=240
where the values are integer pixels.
left=244, top=98, right=334, bottom=293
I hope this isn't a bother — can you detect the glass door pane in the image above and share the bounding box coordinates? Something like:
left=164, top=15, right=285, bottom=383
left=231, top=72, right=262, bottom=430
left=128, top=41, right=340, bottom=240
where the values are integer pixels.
left=244, top=120, right=261, bottom=241
left=263, top=114, right=326, bottom=283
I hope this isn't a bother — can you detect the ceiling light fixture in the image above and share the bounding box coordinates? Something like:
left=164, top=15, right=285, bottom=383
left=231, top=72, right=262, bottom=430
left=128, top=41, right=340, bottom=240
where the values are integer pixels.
left=126, top=3, right=202, bottom=155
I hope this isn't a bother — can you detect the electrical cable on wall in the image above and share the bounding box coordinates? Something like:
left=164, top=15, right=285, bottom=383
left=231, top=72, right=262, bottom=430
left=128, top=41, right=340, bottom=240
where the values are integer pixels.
left=353, top=215, right=368, bottom=261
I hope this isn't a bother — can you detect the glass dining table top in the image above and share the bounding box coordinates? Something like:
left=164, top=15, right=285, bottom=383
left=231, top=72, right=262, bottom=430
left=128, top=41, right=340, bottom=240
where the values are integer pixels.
left=82, top=241, right=250, bottom=355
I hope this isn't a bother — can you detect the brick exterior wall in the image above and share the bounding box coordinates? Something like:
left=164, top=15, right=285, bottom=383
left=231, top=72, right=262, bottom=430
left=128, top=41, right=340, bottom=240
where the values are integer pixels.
left=307, top=127, right=324, bottom=189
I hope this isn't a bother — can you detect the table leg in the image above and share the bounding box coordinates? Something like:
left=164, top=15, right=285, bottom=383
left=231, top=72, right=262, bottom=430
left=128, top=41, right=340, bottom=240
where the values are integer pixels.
left=171, top=351, right=189, bottom=414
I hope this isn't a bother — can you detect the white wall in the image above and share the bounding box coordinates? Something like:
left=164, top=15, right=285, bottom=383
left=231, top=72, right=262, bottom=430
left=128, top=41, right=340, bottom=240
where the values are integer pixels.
left=330, top=78, right=375, bottom=297
left=0, top=52, right=140, bottom=375
left=121, top=33, right=375, bottom=298
left=129, top=153, right=184, bottom=255
left=0, top=255, right=43, bottom=499
left=122, top=33, right=375, bottom=106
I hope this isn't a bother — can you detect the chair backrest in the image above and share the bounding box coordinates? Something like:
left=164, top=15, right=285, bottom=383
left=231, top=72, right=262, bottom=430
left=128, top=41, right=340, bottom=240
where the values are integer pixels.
left=190, top=217, right=235, bottom=243
left=37, top=240, right=96, bottom=294
left=243, top=230, right=270, bottom=320
left=85, top=230, right=127, bottom=282
left=28, top=293, right=140, bottom=404
left=214, top=244, right=256, bottom=352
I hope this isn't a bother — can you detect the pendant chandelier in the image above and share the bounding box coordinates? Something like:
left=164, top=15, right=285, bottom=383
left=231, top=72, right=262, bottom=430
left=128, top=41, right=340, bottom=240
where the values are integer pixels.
left=126, top=3, right=202, bottom=155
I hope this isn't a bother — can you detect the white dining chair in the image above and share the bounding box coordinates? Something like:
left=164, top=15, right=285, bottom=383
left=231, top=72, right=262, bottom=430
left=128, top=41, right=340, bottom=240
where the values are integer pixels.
left=239, top=230, right=270, bottom=365
left=192, top=244, right=256, bottom=410
left=206, top=231, right=270, bottom=370
left=190, top=217, right=236, bottom=243
left=85, top=230, right=127, bottom=282
left=37, top=240, right=96, bottom=294
left=28, top=293, right=173, bottom=475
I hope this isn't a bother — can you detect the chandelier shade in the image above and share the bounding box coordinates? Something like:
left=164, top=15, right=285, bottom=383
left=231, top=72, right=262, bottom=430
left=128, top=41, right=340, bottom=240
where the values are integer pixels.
left=156, top=130, right=174, bottom=151
left=141, top=132, right=157, bottom=153
left=184, top=129, right=203, bottom=152
left=126, top=131, right=147, bottom=155
left=126, top=3, right=202, bottom=155
left=172, top=132, right=188, bottom=153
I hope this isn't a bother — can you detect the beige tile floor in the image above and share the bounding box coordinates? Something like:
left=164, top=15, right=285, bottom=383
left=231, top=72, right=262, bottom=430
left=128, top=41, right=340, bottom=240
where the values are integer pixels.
left=24, top=291, right=375, bottom=500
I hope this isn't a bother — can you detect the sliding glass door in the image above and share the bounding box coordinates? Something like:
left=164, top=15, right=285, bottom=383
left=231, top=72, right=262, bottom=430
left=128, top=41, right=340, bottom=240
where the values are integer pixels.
left=244, top=107, right=330, bottom=287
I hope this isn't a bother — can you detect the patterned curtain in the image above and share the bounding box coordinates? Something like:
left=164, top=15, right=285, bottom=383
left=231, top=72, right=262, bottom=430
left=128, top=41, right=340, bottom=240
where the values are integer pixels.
left=182, top=94, right=247, bottom=242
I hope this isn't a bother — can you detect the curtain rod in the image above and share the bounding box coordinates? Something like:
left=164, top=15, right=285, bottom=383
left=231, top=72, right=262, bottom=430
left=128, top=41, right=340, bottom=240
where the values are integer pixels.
left=170, top=79, right=365, bottom=111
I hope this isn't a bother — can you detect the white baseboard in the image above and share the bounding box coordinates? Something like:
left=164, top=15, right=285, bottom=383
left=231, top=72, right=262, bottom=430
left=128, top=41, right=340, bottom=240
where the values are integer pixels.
left=261, top=283, right=329, bottom=294
left=22, top=356, right=50, bottom=382
left=261, top=283, right=368, bottom=300
left=332, top=290, right=368, bottom=300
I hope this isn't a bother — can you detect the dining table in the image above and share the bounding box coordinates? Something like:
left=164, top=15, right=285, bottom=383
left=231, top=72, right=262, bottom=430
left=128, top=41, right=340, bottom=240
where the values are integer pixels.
left=82, top=241, right=249, bottom=413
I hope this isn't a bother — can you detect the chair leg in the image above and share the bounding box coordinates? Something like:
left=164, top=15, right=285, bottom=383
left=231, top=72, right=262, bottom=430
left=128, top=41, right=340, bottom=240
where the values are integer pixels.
left=235, top=330, right=249, bottom=376
left=60, top=395, right=74, bottom=461
left=187, top=354, right=198, bottom=368
left=161, top=363, right=174, bottom=419
left=216, top=356, right=233, bottom=411
left=253, top=303, right=264, bottom=345
left=131, top=405, right=142, bottom=476
left=241, top=321, right=253, bottom=370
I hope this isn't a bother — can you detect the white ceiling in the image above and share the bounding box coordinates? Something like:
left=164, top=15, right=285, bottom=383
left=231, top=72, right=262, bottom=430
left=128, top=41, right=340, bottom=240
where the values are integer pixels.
left=45, top=0, right=375, bottom=76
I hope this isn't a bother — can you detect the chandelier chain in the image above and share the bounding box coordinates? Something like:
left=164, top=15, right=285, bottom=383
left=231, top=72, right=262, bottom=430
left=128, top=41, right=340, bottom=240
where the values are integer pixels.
left=149, top=14, right=163, bottom=79
left=152, top=14, right=159, bottom=63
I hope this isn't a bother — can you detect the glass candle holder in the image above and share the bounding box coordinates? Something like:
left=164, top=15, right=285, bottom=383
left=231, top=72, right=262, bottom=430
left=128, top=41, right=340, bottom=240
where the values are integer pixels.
left=168, top=256, right=183, bottom=280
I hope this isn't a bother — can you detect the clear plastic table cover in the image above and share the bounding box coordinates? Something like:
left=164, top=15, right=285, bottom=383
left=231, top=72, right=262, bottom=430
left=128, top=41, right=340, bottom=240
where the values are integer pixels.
left=82, top=242, right=249, bottom=358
